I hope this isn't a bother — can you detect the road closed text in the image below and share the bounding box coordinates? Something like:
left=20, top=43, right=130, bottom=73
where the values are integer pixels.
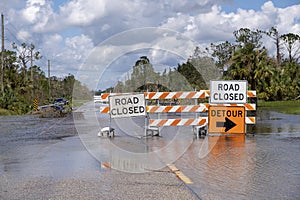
left=210, top=80, right=247, bottom=104
left=213, top=92, right=244, bottom=102
left=109, top=94, right=146, bottom=118
left=111, top=105, right=145, bottom=116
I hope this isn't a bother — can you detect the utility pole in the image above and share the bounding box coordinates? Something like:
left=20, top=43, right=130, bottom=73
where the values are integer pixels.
left=1, top=13, right=4, bottom=93
left=30, top=48, right=34, bottom=99
left=30, top=48, right=33, bottom=81
left=48, top=60, right=51, bottom=97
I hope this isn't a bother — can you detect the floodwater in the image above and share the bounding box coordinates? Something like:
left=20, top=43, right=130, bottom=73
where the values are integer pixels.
left=175, top=110, right=300, bottom=199
left=181, top=134, right=299, bottom=199
left=0, top=103, right=300, bottom=199
left=78, top=102, right=300, bottom=199
left=0, top=114, right=100, bottom=179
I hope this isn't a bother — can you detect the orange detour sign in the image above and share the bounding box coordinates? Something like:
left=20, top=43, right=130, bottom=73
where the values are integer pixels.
left=208, top=106, right=245, bottom=134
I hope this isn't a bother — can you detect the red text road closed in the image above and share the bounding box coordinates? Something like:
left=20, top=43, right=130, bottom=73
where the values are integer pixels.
left=208, top=106, right=245, bottom=134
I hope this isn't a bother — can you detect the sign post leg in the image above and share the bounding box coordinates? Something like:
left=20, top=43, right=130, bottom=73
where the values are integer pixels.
left=145, top=115, right=147, bottom=137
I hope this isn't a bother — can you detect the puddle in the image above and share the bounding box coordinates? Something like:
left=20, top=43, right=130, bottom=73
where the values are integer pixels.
left=1, top=108, right=299, bottom=199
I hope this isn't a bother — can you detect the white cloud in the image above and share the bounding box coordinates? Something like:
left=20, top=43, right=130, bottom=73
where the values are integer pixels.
left=36, top=33, right=94, bottom=78
left=161, top=1, right=299, bottom=44
left=73, top=28, right=201, bottom=89
left=17, top=30, right=31, bottom=41
left=277, top=4, right=300, bottom=34
left=59, top=0, right=106, bottom=26
left=22, top=0, right=46, bottom=23
left=64, top=34, right=94, bottom=61
left=17, top=0, right=58, bottom=33
left=161, top=5, right=235, bottom=42
left=232, top=2, right=279, bottom=30
left=41, top=33, right=63, bottom=54
left=3, top=0, right=300, bottom=89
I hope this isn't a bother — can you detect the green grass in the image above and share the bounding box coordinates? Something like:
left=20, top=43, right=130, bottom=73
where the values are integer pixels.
left=258, top=100, right=300, bottom=115
left=0, top=108, right=16, bottom=116
left=71, top=99, right=91, bottom=108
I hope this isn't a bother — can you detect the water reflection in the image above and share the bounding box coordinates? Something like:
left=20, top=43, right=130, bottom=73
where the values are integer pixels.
left=251, top=122, right=300, bottom=134
left=108, top=127, right=194, bottom=172
left=180, top=132, right=300, bottom=200
left=199, top=135, right=254, bottom=199
left=252, top=110, right=300, bottom=134
left=93, top=106, right=300, bottom=198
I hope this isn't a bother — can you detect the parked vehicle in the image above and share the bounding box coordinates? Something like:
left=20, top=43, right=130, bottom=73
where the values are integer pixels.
left=53, top=98, right=69, bottom=105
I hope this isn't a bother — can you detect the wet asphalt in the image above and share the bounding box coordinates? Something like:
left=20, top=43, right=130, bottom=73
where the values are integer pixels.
left=0, top=112, right=198, bottom=200
left=0, top=102, right=300, bottom=199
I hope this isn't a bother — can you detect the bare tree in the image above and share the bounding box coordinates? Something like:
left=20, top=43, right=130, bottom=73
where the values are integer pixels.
left=265, top=27, right=282, bottom=67
left=280, top=33, right=300, bottom=63
left=12, top=43, right=42, bottom=81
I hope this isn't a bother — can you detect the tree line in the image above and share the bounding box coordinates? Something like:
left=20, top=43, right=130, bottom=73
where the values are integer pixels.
left=101, top=55, right=218, bottom=94
left=1, top=26, right=299, bottom=114
left=100, top=27, right=299, bottom=101
left=210, top=27, right=299, bottom=100
left=0, top=43, right=91, bottom=114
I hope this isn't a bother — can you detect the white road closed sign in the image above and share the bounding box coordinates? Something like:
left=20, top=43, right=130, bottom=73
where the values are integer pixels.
left=210, top=80, right=248, bottom=104
left=109, top=94, right=146, bottom=118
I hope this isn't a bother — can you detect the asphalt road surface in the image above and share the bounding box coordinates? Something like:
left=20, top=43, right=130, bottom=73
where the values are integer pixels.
left=1, top=101, right=299, bottom=199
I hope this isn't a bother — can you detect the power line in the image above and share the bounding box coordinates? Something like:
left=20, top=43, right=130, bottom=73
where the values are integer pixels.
left=2, top=15, right=24, bottom=46
left=5, top=28, right=23, bottom=46
left=1, top=14, right=79, bottom=80
left=4, top=17, right=19, bottom=32
left=2, top=14, right=50, bottom=67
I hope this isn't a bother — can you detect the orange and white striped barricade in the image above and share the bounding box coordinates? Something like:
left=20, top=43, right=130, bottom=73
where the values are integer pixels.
left=143, top=91, right=210, bottom=137
left=144, top=90, right=210, bottom=100
left=100, top=103, right=256, bottom=114
left=148, top=117, right=208, bottom=127
left=98, top=90, right=256, bottom=102
left=98, top=90, right=257, bottom=137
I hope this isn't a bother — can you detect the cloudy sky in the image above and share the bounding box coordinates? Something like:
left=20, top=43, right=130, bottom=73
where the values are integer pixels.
left=1, top=0, right=299, bottom=90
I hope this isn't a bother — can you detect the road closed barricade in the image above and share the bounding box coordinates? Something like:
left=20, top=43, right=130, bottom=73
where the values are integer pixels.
left=96, top=86, right=256, bottom=136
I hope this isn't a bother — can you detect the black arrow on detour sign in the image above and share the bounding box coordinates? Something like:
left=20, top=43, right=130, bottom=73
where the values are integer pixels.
left=216, top=117, right=237, bottom=132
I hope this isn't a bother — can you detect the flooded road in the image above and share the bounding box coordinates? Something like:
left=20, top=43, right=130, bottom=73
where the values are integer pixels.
left=174, top=110, right=300, bottom=199
left=76, top=102, right=300, bottom=199
left=0, top=102, right=300, bottom=199
left=0, top=114, right=99, bottom=178
left=0, top=109, right=198, bottom=199
left=178, top=134, right=299, bottom=199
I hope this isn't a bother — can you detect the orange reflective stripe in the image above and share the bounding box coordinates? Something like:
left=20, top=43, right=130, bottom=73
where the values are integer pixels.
left=160, top=92, right=170, bottom=99
left=104, top=107, right=109, bottom=113
left=185, top=119, right=194, bottom=125
left=244, top=103, right=254, bottom=110
left=157, top=119, right=168, bottom=126
left=164, top=106, right=173, bottom=112
left=199, top=92, right=205, bottom=98
left=199, top=118, right=206, bottom=125
left=186, top=91, right=196, bottom=98
left=101, top=93, right=109, bottom=100
left=189, top=106, right=198, bottom=112
left=175, top=106, right=182, bottom=112
left=148, top=92, right=156, bottom=99
left=170, top=119, right=181, bottom=126
left=174, top=92, right=183, bottom=98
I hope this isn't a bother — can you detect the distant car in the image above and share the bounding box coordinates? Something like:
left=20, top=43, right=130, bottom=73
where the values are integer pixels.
left=53, top=98, right=69, bottom=105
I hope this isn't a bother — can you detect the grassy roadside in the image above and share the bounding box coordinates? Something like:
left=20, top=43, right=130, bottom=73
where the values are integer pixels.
left=0, top=99, right=91, bottom=116
left=0, top=108, right=17, bottom=116
left=258, top=100, right=300, bottom=115
left=71, top=99, right=91, bottom=109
